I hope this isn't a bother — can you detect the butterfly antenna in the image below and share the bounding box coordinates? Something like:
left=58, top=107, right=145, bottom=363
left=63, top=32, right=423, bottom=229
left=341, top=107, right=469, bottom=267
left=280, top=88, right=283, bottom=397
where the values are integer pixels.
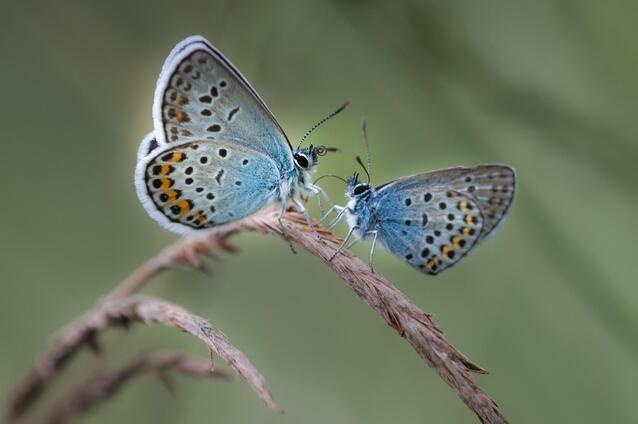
left=297, top=99, right=352, bottom=149
left=355, top=156, right=371, bottom=184
left=314, top=174, right=348, bottom=184
left=360, top=117, right=372, bottom=181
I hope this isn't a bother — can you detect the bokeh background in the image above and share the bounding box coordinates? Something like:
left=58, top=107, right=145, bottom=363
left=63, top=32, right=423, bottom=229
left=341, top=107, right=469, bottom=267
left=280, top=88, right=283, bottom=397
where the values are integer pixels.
left=2, top=1, right=637, bottom=422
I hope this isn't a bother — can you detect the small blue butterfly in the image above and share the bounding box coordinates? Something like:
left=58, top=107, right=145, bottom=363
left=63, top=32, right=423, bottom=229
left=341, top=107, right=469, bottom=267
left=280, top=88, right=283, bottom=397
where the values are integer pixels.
left=135, top=35, right=345, bottom=235
left=326, top=120, right=516, bottom=275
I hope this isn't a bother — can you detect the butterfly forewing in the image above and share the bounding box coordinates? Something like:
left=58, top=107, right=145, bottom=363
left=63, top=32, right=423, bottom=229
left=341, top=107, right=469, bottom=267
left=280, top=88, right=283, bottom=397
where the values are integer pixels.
left=136, top=36, right=298, bottom=234
left=372, top=165, right=515, bottom=275
left=152, top=36, right=293, bottom=167
left=142, top=140, right=280, bottom=232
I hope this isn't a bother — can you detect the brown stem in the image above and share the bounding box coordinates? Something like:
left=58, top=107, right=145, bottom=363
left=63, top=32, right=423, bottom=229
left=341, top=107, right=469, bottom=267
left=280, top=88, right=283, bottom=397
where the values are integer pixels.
left=106, top=235, right=238, bottom=299
left=224, top=207, right=507, bottom=424
left=5, top=295, right=280, bottom=422
left=6, top=206, right=507, bottom=423
left=45, top=352, right=229, bottom=424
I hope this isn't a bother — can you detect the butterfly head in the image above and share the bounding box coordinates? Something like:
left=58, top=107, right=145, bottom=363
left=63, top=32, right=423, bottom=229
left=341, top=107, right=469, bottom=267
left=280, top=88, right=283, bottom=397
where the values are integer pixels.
left=294, top=99, right=349, bottom=177
left=346, top=172, right=372, bottom=200
left=293, top=144, right=338, bottom=174
left=345, top=143, right=373, bottom=201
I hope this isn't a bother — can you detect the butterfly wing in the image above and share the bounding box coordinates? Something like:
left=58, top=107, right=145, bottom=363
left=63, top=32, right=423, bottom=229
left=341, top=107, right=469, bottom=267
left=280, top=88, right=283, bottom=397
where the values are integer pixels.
left=372, top=165, right=515, bottom=275
left=149, top=35, right=294, bottom=169
left=135, top=138, right=281, bottom=234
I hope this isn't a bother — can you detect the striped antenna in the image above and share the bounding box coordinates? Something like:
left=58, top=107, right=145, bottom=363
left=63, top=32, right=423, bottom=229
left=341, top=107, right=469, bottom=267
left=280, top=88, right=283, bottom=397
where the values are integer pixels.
left=297, top=99, right=352, bottom=149
left=360, top=117, right=372, bottom=183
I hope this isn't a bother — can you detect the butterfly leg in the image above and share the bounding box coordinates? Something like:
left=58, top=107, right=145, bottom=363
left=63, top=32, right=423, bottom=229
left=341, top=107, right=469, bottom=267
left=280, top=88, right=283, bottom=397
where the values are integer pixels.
left=366, top=230, right=378, bottom=273
left=309, top=184, right=334, bottom=216
left=278, top=202, right=297, bottom=254
left=326, top=206, right=347, bottom=230
left=315, top=192, right=327, bottom=216
left=317, top=205, right=343, bottom=226
left=292, top=198, right=323, bottom=242
left=328, top=225, right=359, bottom=262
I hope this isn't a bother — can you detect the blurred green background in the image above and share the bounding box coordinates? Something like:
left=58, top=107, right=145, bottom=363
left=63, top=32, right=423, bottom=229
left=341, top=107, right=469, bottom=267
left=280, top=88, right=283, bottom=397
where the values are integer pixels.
left=2, top=0, right=637, bottom=422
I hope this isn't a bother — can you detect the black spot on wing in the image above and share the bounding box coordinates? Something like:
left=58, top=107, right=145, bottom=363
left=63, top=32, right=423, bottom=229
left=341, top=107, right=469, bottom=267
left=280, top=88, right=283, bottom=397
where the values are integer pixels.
left=146, top=138, right=159, bottom=155
left=215, top=169, right=224, bottom=184
left=227, top=107, right=240, bottom=121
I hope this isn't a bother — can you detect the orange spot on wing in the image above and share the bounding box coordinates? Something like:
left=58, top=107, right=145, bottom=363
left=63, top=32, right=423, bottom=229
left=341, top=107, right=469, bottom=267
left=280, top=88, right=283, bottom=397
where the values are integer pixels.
left=173, top=199, right=192, bottom=217
left=175, top=110, right=190, bottom=123
left=190, top=211, right=208, bottom=227
left=159, top=165, right=174, bottom=176
left=165, top=190, right=180, bottom=202
left=160, top=178, right=173, bottom=190
left=427, top=256, right=440, bottom=272
left=169, top=152, right=184, bottom=162
left=464, top=214, right=478, bottom=225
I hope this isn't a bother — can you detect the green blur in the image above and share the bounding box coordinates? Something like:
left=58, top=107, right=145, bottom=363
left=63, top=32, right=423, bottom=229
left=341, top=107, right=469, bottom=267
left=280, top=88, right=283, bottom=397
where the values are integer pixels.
left=1, top=1, right=637, bottom=423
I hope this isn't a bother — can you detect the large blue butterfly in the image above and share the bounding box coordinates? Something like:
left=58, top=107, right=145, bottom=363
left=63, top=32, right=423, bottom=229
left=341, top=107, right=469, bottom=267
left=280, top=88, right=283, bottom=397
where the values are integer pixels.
left=135, top=36, right=342, bottom=234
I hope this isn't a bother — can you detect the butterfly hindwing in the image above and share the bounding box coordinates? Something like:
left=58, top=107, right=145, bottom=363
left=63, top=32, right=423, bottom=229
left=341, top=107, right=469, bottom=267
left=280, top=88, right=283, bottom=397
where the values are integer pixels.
left=372, top=189, right=484, bottom=275
left=151, top=36, right=293, bottom=169
left=136, top=132, right=161, bottom=162
left=136, top=139, right=281, bottom=234
left=371, top=165, right=515, bottom=275
left=429, top=165, right=515, bottom=240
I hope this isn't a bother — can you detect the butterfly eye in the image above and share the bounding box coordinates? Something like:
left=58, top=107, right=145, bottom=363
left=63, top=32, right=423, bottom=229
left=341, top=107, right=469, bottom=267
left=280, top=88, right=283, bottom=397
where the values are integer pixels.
left=353, top=184, right=368, bottom=195
left=294, top=154, right=309, bottom=169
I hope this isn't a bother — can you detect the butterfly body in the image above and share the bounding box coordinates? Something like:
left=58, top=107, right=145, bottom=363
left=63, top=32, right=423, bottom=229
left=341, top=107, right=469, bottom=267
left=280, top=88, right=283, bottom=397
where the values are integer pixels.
left=135, top=36, right=335, bottom=234
left=337, top=165, right=516, bottom=275
left=343, top=191, right=375, bottom=239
